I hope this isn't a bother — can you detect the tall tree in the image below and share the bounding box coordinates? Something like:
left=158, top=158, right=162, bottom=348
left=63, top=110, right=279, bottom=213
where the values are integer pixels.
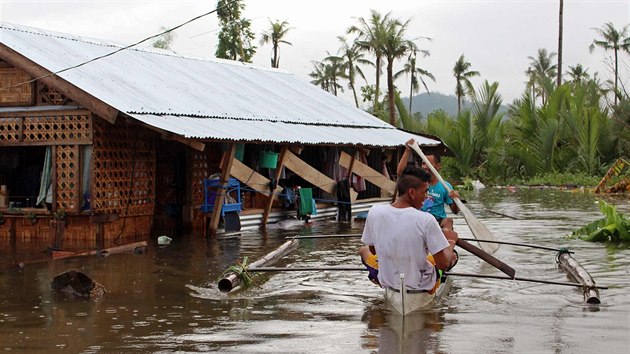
left=394, top=49, right=435, bottom=115
left=259, top=19, right=292, bottom=68
left=382, top=17, right=416, bottom=126
left=329, top=36, right=372, bottom=108
left=152, top=27, right=175, bottom=50
left=348, top=10, right=390, bottom=113
left=557, top=0, right=564, bottom=86
left=566, top=64, right=590, bottom=85
left=215, top=0, right=256, bottom=62
left=453, top=54, right=479, bottom=116
left=590, top=22, right=630, bottom=105
left=309, top=56, right=345, bottom=96
left=527, top=48, right=557, bottom=105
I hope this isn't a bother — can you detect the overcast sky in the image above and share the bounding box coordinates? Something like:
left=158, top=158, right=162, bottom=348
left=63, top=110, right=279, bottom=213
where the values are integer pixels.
left=1, top=0, right=629, bottom=107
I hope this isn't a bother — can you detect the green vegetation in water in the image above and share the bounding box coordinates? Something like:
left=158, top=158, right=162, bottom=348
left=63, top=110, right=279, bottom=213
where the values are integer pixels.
left=569, top=200, right=630, bottom=242
left=509, top=172, right=601, bottom=187
left=220, top=256, right=258, bottom=289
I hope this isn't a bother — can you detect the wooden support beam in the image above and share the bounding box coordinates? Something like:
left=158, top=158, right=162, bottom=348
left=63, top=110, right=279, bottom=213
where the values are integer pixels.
left=283, top=150, right=336, bottom=195
left=262, top=146, right=289, bottom=228
left=160, top=132, right=205, bottom=152
left=339, top=151, right=396, bottom=194
left=230, top=159, right=282, bottom=197
left=0, top=43, right=119, bottom=124
left=208, top=144, right=237, bottom=235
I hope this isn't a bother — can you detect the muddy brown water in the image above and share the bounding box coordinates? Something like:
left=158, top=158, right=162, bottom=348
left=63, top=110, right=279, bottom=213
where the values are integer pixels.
left=1, top=188, right=629, bottom=353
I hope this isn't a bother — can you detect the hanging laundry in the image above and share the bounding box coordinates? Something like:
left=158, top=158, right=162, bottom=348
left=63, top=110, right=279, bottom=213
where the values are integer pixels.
left=298, top=187, right=314, bottom=219
left=336, top=178, right=352, bottom=221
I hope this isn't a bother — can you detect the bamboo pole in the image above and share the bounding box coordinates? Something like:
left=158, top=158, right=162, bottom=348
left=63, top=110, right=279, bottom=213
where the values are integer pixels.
left=51, top=241, right=147, bottom=260
left=209, top=144, right=237, bottom=235
left=246, top=266, right=608, bottom=289
left=557, top=252, right=601, bottom=304
left=218, top=239, right=300, bottom=293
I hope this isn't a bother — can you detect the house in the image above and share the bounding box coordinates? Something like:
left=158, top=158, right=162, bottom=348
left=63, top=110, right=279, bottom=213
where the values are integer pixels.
left=0, top=23, right=446, bottom=248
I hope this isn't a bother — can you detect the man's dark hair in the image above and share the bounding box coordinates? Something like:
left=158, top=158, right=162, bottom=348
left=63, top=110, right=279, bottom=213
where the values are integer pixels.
left=427, top=152, right=441, bottom=164
left=397, top=166, right=430, bottom=195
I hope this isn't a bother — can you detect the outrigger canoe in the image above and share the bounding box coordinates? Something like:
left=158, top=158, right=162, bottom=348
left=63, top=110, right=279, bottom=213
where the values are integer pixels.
left=384, top=273, right=452, bottom=316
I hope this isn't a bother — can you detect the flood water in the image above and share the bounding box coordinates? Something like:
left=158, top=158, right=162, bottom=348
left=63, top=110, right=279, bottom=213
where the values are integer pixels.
left=1, top=188, right=629, bottom=353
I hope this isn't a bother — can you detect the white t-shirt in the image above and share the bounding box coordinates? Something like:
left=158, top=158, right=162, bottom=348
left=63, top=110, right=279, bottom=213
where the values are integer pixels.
left=361, top=204, right=449, bottom=291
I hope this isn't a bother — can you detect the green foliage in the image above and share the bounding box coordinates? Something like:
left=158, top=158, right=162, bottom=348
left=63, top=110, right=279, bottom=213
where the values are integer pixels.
left=570, top=200, right=630, bottom=242
left=215, top=0, right=256, bottom=62
left=260, top=19, right=292, bottom=68
left=510, top=172, right=600, bottom=187
left=220, top=256, right=257, bottom=288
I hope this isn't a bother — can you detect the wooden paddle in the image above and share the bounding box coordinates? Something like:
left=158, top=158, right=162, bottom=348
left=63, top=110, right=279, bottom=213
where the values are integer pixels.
left=408, top=142, right=499, bottom=253
left=456, top=239, right=515, bottom=278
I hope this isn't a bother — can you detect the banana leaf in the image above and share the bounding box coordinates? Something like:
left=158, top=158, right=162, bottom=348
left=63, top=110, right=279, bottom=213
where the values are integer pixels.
left=570, top=200, right=630, bottom=242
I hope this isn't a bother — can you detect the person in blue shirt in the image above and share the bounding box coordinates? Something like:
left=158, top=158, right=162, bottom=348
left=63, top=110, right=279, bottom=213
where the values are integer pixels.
left=396, top=139, right=460, bottom=230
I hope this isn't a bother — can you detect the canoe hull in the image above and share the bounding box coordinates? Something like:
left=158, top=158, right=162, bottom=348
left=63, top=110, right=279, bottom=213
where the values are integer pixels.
left=384, top=276, right=452, bottom=315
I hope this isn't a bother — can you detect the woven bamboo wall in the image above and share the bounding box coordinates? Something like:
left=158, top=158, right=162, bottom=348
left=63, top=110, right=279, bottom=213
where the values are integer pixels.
left=56, top=145, right=80, bottom=212
left=191, top=143, right=221, bottom=206
left=92, top=118, right=156, bottom=216
left=0, top=109, right=92, bottom=146
left=0, top=66, right=33, bottom=106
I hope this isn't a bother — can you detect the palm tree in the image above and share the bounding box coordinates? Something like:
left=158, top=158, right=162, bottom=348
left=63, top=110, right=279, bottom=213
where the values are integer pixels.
left=590, top=22, right=630, bottom=105
left=309, top=57, right=344, bottom=96
left=527, top=48, right=557, bottom=105
left=394, top=49, right=435, bottom=115
left=566, top=64, right=590, bottom=85
left=329, top=36, right=372, bottom=107
left=382, top=17, right=416, bottom=126
left=557, top=0, right=564, bottom=86
left=348, top=10, right=390, bottom=113
left=453, top=54, right=479, bottom=116
left=259, top=19, right=292, bottom=68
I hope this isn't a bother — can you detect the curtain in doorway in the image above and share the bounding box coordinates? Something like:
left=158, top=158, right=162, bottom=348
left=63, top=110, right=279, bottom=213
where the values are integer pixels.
left=37, top=146, right=52, bottom=206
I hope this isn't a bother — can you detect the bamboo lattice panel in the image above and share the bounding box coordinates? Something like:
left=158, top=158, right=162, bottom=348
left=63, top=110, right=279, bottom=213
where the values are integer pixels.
left=92, top=118, right=156, bottom=216
left=0, top=116, right=20, bottom=143
left=0, top=110, right=92, bottom=146
left=23, top=112, right=92, bottom=144
left=0, top=67, right=33, bottom=106
left=56, top=145, right=80, bottom=213
left=191, top=151, right=209, bottom=205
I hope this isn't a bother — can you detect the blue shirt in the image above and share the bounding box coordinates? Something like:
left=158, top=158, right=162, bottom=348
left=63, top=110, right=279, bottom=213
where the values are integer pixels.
left=421, top=181, right=454, bottom=220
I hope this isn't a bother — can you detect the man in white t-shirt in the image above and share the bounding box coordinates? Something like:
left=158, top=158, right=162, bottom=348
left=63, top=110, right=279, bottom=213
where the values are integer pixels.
left=361, top=166, right=458, bottom=292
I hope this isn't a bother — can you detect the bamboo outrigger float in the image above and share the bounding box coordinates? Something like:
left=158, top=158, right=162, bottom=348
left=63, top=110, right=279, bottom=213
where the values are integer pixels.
left=557, top=251, right=601, bottom=304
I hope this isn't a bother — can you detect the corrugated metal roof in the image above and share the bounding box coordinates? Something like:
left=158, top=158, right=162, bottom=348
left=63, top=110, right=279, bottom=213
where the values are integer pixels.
left=0, top=23, right=440, bottom=146
left=130, top=114, right=438, bottom=147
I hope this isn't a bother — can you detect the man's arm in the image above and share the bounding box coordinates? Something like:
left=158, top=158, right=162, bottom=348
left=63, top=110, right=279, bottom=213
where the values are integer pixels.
left=447, top=187, right=460, bottom=214
left=396, top=139, right=415, bottom=176
left=432, top=229, right=458, bottom=270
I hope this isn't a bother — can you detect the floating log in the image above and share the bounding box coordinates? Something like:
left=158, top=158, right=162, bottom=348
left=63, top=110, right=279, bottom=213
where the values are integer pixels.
left=51, top=270, right=106, bottom=299
left=557, top=252, right=601, bottom=304
left=51, top=241, right=148, bottom=260
left=218, top=239, right=300, bottom=293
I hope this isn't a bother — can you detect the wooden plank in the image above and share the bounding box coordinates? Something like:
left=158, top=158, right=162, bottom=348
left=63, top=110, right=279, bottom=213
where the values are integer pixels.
left=262, top=146, right=288, bottom=227
left=230, top=159, right=282, bottom=197
left=283, top=150, right=336, bottom=195
left=209, top=144, right=237, bottom=235
left=0, top=43, right=119, bottom=124
left=161, top=132, right=205, bottom=152
left=339, top=151, right=396, bottom=194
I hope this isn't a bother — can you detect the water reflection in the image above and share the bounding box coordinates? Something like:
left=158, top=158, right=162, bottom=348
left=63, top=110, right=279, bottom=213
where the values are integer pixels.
left=0, top=189, right=629, bottom=352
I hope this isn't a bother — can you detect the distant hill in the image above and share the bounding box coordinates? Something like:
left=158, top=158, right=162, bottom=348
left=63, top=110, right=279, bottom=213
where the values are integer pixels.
left=401, top=92, right=508, bottom=118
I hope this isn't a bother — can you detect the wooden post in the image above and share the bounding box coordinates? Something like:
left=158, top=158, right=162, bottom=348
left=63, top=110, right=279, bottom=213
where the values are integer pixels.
left=261, top=146, right=288, bottom=228
left=95, top=223, right=105, bottom=250
left=346, top=149, right=357, bottom=177
left=91, top=214, right=119, bottom=250
left=9, top=218, right=16, bottom=249
left=50, top=219, right=65, bottom=250
left=208, top=144, right=237, bottom=235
